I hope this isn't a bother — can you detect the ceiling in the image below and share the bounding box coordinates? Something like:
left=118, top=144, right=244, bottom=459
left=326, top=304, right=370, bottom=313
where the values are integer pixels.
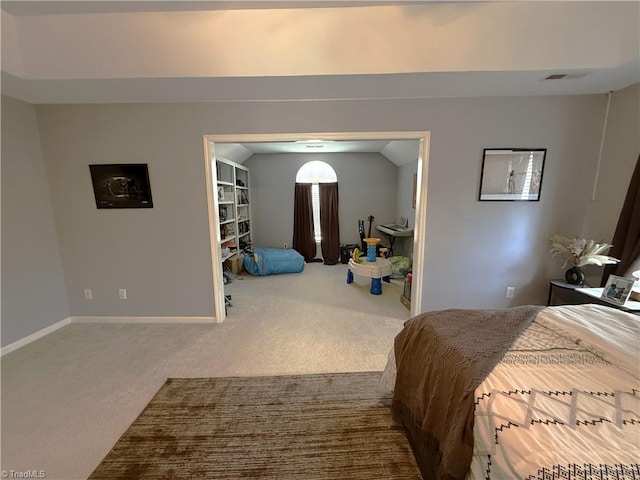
left=214, top=139, right=420, bottom=166
left=1, top=1, right=638, bottom=105
left=1, top=1, right=637, bottom=163
left=0, top=1, right=422, bottom=15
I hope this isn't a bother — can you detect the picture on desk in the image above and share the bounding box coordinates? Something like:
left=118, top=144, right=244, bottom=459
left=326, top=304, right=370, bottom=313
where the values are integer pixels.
left=601, top=275, right=634, bottom=305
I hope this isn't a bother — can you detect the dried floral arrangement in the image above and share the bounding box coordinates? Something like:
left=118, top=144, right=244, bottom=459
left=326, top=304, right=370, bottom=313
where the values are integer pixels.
left=550, top=235, right=620, bottom=268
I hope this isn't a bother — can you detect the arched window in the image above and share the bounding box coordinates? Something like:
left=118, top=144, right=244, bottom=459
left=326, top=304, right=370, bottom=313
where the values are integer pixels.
left=296, top=161, right=337, bottom=242
left=295, top=161, right=337, bottom=183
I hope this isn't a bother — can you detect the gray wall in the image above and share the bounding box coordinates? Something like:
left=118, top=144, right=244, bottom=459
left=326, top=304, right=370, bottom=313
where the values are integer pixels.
left=243, top=152, right=397, bottom=249
left=1, top=91, right=628, bottom=329
left=583, top=83, right=640, bottom=284
left=35, top=103, right=215, bottom=318
left=419, top=96, right=604, bottom=309
left=1, top=95, right=70, bottom=346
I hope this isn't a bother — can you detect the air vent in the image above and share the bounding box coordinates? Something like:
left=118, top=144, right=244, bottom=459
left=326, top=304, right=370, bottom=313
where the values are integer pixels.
left=544, top=73, right=589, bottom=81
left=544, top=74, right=568, bottom=80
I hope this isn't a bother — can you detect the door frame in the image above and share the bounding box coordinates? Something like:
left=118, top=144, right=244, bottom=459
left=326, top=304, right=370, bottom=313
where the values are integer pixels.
left=203, top=131, right=430, bottom=322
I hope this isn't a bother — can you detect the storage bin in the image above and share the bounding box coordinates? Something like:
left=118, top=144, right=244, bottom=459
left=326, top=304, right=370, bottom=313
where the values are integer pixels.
left=223, top=256, right=243, bottom=274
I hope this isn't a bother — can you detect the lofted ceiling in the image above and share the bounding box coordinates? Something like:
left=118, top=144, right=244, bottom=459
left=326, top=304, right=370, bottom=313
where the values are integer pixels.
left=1, top=1, right=637, bottom=163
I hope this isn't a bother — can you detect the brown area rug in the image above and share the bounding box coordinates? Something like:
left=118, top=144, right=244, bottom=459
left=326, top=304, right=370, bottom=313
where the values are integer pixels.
left=88, top=372, right=421, bottom=479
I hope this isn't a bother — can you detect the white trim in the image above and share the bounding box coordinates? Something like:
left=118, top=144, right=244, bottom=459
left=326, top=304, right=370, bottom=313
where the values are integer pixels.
left=72, top=316, right=217, bottom=324
left=204, top=137, right=227, bottom=323
left=203, top=131, right=430, bottom=319
left=205, top=132, right=429, bottom=144
left=1, top=317, right=71, bottom=356
left=410, top=135, right=429, bottom=316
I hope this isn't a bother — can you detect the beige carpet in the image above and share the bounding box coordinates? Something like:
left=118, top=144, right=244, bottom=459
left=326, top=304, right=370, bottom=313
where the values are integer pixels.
left=88, top=372, right=421, bottom=480
left=2, top=264, right=410, bottom=480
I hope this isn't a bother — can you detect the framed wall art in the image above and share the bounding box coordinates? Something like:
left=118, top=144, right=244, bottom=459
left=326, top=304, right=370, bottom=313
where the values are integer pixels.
left=478, top=148, right=546, bottom=201
left=89, top=163, right=153, bottom=209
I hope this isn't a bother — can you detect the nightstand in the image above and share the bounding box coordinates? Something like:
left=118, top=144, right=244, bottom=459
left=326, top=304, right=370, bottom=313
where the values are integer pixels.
left=547, top=279, right=640, bottom=315
left=547, top=280, right=588, bottom=306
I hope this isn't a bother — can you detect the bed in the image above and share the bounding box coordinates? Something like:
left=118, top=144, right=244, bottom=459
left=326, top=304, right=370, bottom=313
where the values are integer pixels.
left=381, top=304, right=639, bottom=480
left=242, top=247, right=305, bottom=276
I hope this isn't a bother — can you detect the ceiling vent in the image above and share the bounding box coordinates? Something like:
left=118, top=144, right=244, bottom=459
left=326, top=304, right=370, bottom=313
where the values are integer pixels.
left=544, top=74, right=569, bottom=80
left=543, top=72, right=589, bottom=81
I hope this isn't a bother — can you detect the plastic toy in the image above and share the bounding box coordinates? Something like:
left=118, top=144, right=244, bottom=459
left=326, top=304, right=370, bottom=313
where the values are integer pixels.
left=346, top=238, right=392, bottom=295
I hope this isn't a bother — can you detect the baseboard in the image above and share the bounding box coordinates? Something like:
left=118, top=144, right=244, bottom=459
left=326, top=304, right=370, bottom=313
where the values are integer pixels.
left=71, top=316, right=219, bottom=324
left=1, top=316, right=219, bottom=356
left=1, top=317, right=72, bottom=356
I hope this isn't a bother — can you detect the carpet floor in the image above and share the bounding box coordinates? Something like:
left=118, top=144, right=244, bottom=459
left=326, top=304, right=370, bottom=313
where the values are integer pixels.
left=88, top=372, right=421, bottom=480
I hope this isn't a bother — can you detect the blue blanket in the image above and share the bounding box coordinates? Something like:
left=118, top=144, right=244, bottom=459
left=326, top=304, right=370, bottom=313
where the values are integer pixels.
left=243, top=248, right=305, bottom=276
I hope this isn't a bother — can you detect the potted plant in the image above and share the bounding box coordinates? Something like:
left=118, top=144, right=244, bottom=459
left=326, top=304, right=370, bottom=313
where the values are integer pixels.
left=550, top=235, right=620, bottom=285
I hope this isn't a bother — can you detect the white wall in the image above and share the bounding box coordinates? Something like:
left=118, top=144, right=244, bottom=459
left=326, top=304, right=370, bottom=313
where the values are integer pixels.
left=243, top=152, right=397, bottom=249
left=1, top=95, right=70, bottom=346
left=26, top=93, right=620, bottom=319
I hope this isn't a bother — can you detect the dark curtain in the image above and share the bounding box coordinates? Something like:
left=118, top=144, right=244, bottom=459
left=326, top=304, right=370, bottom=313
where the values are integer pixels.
left=293, top=183, right=316, bottom=262
left=319, top=182, right=340, bottom=265
left=601, top=153, right=640, bottom=285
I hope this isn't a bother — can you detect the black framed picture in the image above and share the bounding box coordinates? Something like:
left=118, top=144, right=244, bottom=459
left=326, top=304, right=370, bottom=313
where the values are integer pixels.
left=478, top=148, right=546, bottom=201
left=89, top=164, right=153, bottom=209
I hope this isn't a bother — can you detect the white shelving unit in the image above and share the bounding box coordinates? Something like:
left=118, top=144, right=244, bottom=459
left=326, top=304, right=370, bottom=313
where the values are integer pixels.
left=215, top=158, right=251, bottom=264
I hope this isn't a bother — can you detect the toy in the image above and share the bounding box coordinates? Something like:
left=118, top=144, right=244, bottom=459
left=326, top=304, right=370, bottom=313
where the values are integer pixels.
left=364, top=237, right=380, bottom=262
left=346, top=239, right=392, bottom=295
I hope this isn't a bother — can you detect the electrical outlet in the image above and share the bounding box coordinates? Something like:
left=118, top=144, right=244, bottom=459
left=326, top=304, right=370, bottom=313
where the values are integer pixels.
left=83, top=289, right=93, bottom=300
left=283, top=243, right=288, bottom=249
left=506, top=287, right=515, bottom=298
left=119, top=289, right=127, bottom=300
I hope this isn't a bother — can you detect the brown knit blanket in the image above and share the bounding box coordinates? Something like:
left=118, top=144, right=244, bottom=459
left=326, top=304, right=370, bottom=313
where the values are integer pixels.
left=392, top=305, right=543, bottom=480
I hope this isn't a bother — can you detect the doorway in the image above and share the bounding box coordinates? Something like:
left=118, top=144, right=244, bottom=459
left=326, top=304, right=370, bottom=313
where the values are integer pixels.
left=203, top=131, right=430, bottom=322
